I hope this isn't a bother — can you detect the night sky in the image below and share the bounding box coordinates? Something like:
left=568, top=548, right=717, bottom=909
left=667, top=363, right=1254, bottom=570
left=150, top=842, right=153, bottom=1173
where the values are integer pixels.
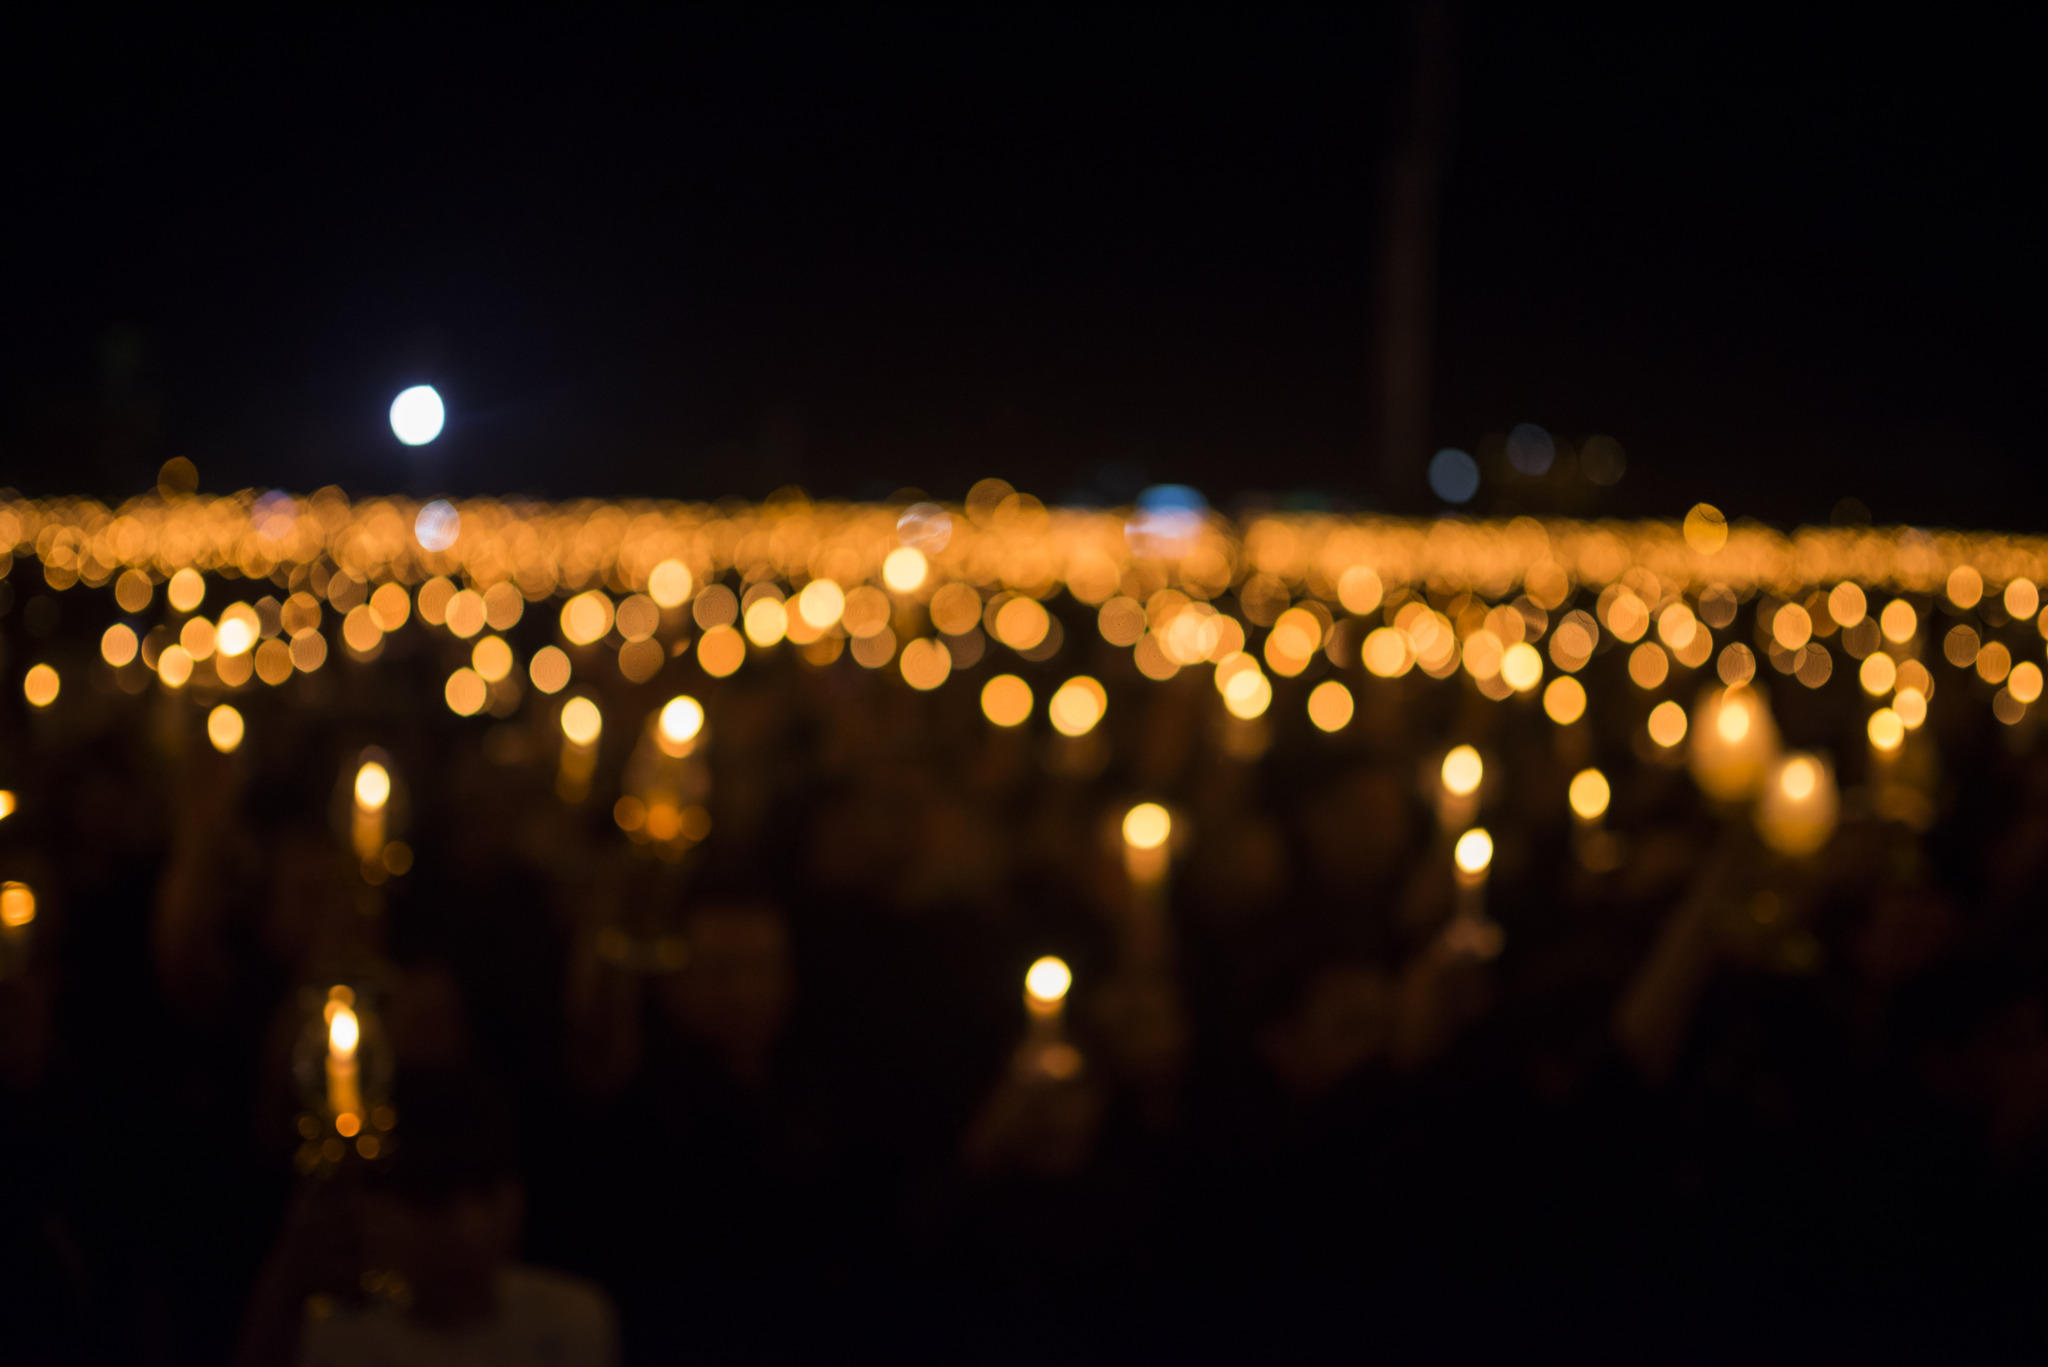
left=7, top=10, right=2044, bottom=526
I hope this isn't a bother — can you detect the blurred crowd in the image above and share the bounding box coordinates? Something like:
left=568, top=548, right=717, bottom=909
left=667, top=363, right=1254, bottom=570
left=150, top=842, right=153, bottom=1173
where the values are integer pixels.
left=4, top=582, right=2048, bottom=1362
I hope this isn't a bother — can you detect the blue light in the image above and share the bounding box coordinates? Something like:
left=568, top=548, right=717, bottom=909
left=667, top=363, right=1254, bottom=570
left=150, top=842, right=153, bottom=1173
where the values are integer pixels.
left=1428, top=449, right=1480, bottom=504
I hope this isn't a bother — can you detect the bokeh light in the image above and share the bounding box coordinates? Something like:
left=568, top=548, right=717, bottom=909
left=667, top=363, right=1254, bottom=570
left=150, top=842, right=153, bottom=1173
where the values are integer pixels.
left=207, top=704, right=244, bottom=753
left=1441, top=745, right=1483, bottom=797
left=1428, top=449, right=1480, bottom=504
left=1454, top=827, right=1493, bottom=876
left=390, top=385, right=446, bottom=446
left=1568, top=769, right=1610, bottom=821
left=1306, top=679, right=1354, bottom=732
left=1123, top=803, right=1171, bottom=851
left=981, top=675, right=1033, bottom=727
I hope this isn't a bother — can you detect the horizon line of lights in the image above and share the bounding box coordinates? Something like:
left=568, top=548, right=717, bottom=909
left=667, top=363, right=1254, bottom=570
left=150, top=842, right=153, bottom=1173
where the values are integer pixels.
left=7, top=482, right=2048, bottom=750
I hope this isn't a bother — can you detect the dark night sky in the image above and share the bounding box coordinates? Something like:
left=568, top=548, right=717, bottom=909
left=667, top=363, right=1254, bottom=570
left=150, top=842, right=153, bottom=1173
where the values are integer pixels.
left=6, top=10, right=2044, bottom=526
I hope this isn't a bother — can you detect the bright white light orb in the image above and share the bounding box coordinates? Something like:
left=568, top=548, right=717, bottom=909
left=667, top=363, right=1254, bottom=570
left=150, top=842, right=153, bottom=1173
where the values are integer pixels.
left=390, top=385, right=446, bottom=446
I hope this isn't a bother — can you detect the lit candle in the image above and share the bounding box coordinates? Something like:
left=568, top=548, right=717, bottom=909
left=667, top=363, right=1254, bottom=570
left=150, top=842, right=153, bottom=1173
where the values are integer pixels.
left=0, top=880, right=35, bottom=975
left=1687, top=686, right=1780, bottom=803
left=1025, top=955, right=1071, bottom=1030
left=352, top=759, right=391, bottom=862
left=1121, top=803, right=1173, bottom=966
left=557, top=696, right=603, bottom=801
left=1448, top=826, right=1503, bottom=958
left=1438, top=744, right=1483, bottom=830
left=1567, top=767, right=1620, bottom=871
left=325, top=992, right=363, bottom=1125
left=1020, top=956, right=1083, bottom=1081
left=1755, top=752, right=1838, bottom=856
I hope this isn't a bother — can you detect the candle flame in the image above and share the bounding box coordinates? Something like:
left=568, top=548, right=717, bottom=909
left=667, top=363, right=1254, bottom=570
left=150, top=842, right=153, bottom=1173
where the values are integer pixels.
left=1441, top=745, right=1483, bottom=797
left=1454, top=827, right=1494, bottom=877
left=1122, top=803, right=1171, bottom=851
left=0, top=881, right=35, bottom=928
left=561, top=696, right=603, bottom=746
left=1025, top=956, right=1072, bottom=1005
left=354, top=762, right=391, bottom=811
left=328, top=1004, right=360, bottom=1059
left=658, top=695, right=705, bottom=750
left=1568, top=769, right=1611, bottom=822
left=1780, top=757, right=1818, bottom=800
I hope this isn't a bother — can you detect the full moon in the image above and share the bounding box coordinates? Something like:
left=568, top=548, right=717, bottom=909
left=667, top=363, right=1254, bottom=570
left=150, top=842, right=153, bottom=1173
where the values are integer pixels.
left=389, top=385, right=446, bottom=445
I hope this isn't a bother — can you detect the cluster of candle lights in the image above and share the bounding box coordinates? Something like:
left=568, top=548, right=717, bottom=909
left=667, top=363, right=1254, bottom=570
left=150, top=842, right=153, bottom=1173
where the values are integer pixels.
left=3, top=477, right=2037, bottom=1120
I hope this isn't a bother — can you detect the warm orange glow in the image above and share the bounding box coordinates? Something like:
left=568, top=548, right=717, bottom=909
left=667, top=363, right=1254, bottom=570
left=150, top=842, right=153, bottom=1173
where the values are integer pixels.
left=649, top=559, right=695, bottom=609
left=659, top=696, right=705, bottom=751
left=1123, top=802, right=1171, bottom=851
left=1894, top=687, right=1928, bottom=729
left=797, top=579, right=847, bottom=629
left=698, top=624, right=746, bottom=677
left=561, top=591, right=615, bottom=646
left=101, top=623, right=139, bottom=667
left=2004, top=578, right=2039, bottom=620
left=529, top=645, right=572, bottom=693
left=1568, top=768, right=1610, bottom=821
left=744, top=596, right=789, bottom=647
left=23, top=663, right=59, bottom=707
left=1441, top=745, right=1483, bottom=797
left=328, top=1003, right=359, bottom=1059
left=1306, top=679, right=1354, bottom=732
left=1048, top=677, right=1107, bottom=737
left=1454, top=827, right=1494, bottom=877
left=167, top=567, right=205, bottom=613
left=994, top=597, right=1051, bottom=651
left=157, top=646, right=193, bottom=688
left=899, top=637, right=951, bottom=690
left=1500, top=641, right=1543, bottom=692
left=1946, top=565, right=1983, bottom=610
left=1780, top=756, right=1818, bottom=801
left=217, top=604, right=260, bottom=656
left=1879, top=599, right=1917, bottom=644
left=1772, top=603, right=1813, bottom=652
left=1868, top=708, right=1904, bottom=751
left=560, top=697, right=603, bottom=746
left=2010, top=661, right=2044, bottom=705
left=1647, top=700, right=1688, bottom=748
left=1025, top=956, right=1072, bottom=1006
left=355, top=762, right=391, bottom=811
left=470, top=636, right=514, bottom=683
left=1716, top=695, right=1751, bottom=742
left=445, top=668, right=487, bottom=716
left=1362, top=626, right=1414, bottom=678
left=0, top=881, right=35, bottom=928
left=980, top=674, right=1033, bottom=727
left=1628, top=642, right=1670, bottom=690
left=444, top=589, right=487, bottom=639
left=0, top=792, right=14, bottom=821
left=1543, top=675, right=1587, bottom=724
left=1859, top=651, right=1897, bottom=696
left=1828, top=582, right=1868, bottom=628
left=1682, top=503, right=1728, bottom=554
left=882, top=547, right=929, bottom=593
left=207, top=704, right=245, bottom=754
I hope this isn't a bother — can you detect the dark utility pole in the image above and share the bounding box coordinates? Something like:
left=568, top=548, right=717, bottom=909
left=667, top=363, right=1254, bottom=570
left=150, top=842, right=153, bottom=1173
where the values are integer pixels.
left=1372, top=1, right=1456, bottom=508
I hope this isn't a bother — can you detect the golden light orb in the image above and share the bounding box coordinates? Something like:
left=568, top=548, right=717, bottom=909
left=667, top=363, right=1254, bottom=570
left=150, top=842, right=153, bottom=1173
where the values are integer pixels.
left=797, top=579, right=847, bottom=629
left=1454, top=827, right=1494, bottom=877
left=23, top=663, right=59, bottom=708
left=1048, top=677, right=1107, bottom=737
left=1025, top=956, right=1072, bottom=1005
left=659, top=695, right=705, bottom=747
left=1568, top=768, right=1611, bottom=822
left=560, top=697, right=603, bottom=747
left=207, top=704, right=245, bottom=754
left=1647, top=700, right=1688, bottom=748
left=1306, top=679, right=1355, bottom=732
left=1122, top=802, right=1172, bottom=851
left=354, top=762, right=392, bottom=811
left=882, top=547, right=929, bottom=594
left=1543, top=675, right=1587, bottom=725
left=980, top=674, right=1033, bottom=728
left=1867, top=708, right=1904, bottom=751
left=1441, top=744, right=1483, bottom=797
